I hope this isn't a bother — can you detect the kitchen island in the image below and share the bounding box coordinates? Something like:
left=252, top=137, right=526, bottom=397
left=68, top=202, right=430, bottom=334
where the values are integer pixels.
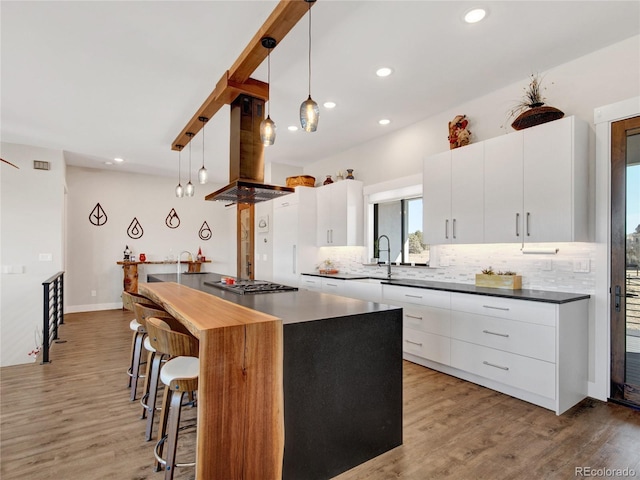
left=142, top=273, right=403, bottom=480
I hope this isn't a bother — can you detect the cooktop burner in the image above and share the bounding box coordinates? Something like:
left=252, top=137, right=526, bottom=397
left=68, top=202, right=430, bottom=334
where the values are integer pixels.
left=204, top=280, right=298, bottom=295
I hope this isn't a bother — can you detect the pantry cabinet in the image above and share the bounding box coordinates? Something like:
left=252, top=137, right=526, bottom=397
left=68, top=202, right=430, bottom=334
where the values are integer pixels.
left=483, top=115, right=588, bottom=243
left=316, top=180, right=364, bottom=246
left=423, top=141, right=484, bottom=245
left=272, top=187, right=317, bottom=287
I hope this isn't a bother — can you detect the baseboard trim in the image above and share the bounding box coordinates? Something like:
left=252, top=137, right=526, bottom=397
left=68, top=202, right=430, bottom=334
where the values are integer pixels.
left=66, top=302, right=122, bottom=313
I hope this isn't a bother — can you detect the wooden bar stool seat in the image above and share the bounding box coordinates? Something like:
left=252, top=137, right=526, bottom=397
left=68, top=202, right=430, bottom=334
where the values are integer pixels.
left=146, top=317, right=199, bottom=480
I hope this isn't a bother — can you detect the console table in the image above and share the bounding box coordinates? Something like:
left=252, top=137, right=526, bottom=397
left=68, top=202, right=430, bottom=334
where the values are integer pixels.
left=116, top=260, right=210, bottom=293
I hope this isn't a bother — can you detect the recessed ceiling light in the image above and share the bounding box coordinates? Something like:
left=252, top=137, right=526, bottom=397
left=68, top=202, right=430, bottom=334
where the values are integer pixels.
left=288, top=125, right=299, bottom=132
left=376, top=67, right=393, bottom=77
left=464, top=8, right=487, bottom=24
left=323, top=101, right=336, bottom=109
left=378, top=119, right=391, bottom=125
left=114, top=157, right=124, bottom=163
left=104, top=161, right=113, bottom=165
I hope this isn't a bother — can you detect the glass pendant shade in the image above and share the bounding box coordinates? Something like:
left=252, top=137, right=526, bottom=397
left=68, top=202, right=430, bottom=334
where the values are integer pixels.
left=260, top=115, right=277, bottom=145
left=175, top=183, right=184, bottom=198
left=198, top=166, right=208, bottom=184
left=185, top=181, right=194, bottom=197
left=300, top=96, right=319, bottom=132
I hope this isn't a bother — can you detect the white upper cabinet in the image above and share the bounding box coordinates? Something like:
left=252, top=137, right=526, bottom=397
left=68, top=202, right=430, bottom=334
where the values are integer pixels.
left=484, top=116, right=588, bottom=243
left=522, top=116, right=588, bottom=242
left=484, top=131, right=524, bottom=243
left=423, top=142, right=484, bottom=245
left=316, top=180, right=363, bottom=246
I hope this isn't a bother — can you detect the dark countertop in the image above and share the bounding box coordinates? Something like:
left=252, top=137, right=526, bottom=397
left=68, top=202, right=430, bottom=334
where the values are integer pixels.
left=147, top=272, right=399, bottom=324
left=302, top=272, right=590, bottom=304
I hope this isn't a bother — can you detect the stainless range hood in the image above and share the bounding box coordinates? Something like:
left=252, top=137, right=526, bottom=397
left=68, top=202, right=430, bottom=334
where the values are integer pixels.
left=205, top=94, right=294, bottom=205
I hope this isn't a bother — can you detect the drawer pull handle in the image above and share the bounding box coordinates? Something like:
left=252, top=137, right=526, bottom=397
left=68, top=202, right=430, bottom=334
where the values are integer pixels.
left=483, top=361, right=509, bottom=371
left=405, top=294, right=423, bottom=299
left=482, top=305, right=510, bottom=311
left=405, top=340, right=423, bottom=347
left=482, top=329, right=509, bottom=338
left=326, top=283, right=337, bottom=287
left=406, top=314, right=423, bottom=320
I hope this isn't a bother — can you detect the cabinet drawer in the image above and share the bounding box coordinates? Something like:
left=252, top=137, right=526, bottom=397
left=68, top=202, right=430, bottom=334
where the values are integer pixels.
left=322, top=278, right=346, bottom=295
left=300, top=276, right=322, bottom=291
left=451, top=293, right=556, bottom=327
left=404, top=327, right=450, bottom=365
left=451, top=339, right=555, bottom=399
left=403, top=305, right=450, bottom=337
left=451, top=311, right=555, bottom=362
left=384, top=285, right=450, bottom=309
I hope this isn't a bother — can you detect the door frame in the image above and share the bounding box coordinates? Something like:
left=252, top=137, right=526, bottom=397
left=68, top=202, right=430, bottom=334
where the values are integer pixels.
left=594, top=97, right=640, bottom=402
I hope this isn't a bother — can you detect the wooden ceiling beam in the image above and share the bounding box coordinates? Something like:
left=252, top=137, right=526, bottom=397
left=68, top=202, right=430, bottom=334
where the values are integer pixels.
left=172, top=0, right=315, bottom=151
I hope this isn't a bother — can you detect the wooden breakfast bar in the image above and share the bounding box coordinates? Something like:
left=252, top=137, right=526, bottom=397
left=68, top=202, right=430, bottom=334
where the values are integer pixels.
left=139, top=282, right=284, bottom=480
left=143, top=273, right=403, bottom=480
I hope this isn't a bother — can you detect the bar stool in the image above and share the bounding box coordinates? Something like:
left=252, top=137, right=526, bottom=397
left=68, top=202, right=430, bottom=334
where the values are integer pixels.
left=122, top=291, right=160, bottom=401
left=146, top=316, right=199, bottom=480
left=133, top=303, right=189, bottom=441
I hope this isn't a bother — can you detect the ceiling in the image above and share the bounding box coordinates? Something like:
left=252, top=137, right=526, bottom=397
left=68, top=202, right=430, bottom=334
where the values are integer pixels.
left=1, top=1, right=638, bottom=185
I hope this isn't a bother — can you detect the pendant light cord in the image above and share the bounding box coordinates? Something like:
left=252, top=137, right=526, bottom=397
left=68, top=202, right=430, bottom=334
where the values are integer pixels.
left=201, top=120, right=205, bottom=168
left=307, top=2, right=312, bottom=96
left=267, top=48, right=271, bottom=116
left=188, top=141, right=192, bottom=180
left=178, top=150, right=181, bottom=183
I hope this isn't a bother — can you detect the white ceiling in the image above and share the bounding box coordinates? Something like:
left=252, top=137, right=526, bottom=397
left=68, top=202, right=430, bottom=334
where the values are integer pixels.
left=1, top=1, right=638, bottom=184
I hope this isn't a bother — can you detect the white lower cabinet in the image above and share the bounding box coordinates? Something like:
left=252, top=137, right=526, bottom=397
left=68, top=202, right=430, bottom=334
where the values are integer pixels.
left=300, top=276, right=322, bottom=292
left=384, top=286, right=588, bottom=415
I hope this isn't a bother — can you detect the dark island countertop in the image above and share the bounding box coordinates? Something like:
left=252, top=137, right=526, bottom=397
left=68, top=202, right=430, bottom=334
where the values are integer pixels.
left=147, top=272, right=400, bottom=324
left=301, top=273, right=590, bottom=304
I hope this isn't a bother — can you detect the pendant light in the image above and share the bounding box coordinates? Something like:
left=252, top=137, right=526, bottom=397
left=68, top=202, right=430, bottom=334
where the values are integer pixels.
left=174, top=145, right=184, bottom=198
left=185, top=132, right=195, bottom=197
left=299, top=0, right=319, bottom=132
left=260, top=37, right=277, bottom=146
left=198, top=116, right=208, bottom=184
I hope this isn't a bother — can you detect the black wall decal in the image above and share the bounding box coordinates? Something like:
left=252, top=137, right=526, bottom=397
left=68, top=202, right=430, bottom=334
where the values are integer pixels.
left=165, top=208, right=180, bottom=229
left=199, top=221, right=212, bottom=241
left=127, top=217, right=144, bottom=239
left=89, top=203, right=108, bottom=226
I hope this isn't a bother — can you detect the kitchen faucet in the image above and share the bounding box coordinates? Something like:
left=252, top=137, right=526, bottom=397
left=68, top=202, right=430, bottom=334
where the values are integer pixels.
left=177, top=250, right=193, bottom=284
left=377, top=235, right=392, bottom=279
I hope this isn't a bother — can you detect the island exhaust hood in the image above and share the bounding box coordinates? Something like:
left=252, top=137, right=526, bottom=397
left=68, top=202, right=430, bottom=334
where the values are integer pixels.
left=205, top=94, right=294, bottom=205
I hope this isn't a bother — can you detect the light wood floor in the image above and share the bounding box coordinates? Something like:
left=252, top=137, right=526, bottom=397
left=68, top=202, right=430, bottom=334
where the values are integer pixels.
left=2, top=309, right=640, bottom=480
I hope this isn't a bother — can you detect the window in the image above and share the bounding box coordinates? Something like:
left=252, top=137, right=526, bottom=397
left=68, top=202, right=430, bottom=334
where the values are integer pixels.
left=373, top=197, right=429, bottom=265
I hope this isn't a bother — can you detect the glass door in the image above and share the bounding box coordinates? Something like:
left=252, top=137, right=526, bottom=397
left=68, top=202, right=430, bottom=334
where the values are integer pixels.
left=610, top=116, right=640, bottom=406
left=237, top=204, right=254, bottom=280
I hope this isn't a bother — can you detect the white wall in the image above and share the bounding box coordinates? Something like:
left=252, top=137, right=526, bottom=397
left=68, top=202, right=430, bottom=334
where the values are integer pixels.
left=65, top=166, right=237, bottom=312
left=0, top=143, right=65, bottom=367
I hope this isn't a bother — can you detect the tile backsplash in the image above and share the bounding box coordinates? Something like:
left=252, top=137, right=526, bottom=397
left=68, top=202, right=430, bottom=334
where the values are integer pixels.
left=317, top=242, right=596, bottom=294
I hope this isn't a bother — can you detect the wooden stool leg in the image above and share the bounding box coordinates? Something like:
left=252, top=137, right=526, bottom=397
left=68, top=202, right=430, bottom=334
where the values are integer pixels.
left=145, top=354, right=164, bottom=441
left=129, top=333, right=145, bottom=401
left=163, top=390, right=185, bottom=480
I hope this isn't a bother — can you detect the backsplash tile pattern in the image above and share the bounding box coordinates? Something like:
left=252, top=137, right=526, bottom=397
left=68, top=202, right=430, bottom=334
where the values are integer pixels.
left=317, top=243, right=596, bottom=294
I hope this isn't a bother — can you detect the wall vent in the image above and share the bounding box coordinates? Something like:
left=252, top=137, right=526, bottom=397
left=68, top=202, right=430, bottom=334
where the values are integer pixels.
left=33, top=160, right=50, bottom=170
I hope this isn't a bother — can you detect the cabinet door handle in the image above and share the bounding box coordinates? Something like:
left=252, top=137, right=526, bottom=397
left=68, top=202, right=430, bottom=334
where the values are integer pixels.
left=482, top=329, right=509, bottom=338
left=452, top=218, right=457, bottom=239
left=483, top=360, right=509, bottom=371
left=615, top=285, right=621, bottom=312
left=405, top=339, right=423, bottom=347
left=405, top=294, right=423, bottom=299
left=482, top=305, right=510, bottom=311
left=445, top=219, right=449, bottom=239
left=326, top=283, right=338, bottom=287
left=327, top=230, right=330, bottom=244
left=292, top=245, right=296, bottom=274
left=516, top=213, right=520, bottom=237
left=406, top=314, right=423, bottom=320
left=526, top=212, right=531, bottom=236
left=281, top=202, right=289, bottom=207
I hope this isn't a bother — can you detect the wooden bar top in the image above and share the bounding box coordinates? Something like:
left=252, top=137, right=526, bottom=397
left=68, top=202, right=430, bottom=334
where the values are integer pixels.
left=139, top=281, right=279, bottom=337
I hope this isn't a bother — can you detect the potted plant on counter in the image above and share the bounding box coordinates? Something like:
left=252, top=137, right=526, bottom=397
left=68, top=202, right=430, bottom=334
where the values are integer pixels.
left=319, top=259, right=339, bottom=275
left=475, top=267, right=522, bottom=290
